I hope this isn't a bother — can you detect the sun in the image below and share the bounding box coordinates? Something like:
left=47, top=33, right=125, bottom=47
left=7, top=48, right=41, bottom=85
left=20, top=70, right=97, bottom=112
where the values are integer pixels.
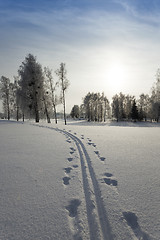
left=106, top=61, right=129, bottom=93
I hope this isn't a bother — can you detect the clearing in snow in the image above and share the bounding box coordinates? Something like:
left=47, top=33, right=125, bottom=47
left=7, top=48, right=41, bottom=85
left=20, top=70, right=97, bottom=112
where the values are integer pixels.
left=0, top=120, right=159, bottom=240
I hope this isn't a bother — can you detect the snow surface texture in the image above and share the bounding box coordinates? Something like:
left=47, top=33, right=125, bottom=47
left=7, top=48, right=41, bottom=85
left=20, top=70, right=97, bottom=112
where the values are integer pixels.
left=0, top=119, right=159, bottom=240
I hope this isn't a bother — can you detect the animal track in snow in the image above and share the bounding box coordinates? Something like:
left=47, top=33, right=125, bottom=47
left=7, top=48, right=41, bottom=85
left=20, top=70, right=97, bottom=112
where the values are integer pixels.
left=66, top=138, right=71, bottom=143
left=73, top=165, right=79, bottom=168
left=66, top=199, right=81, bottom=218
left=103, top=172, right=118, bottom=186
left=68, top=158, right=73, bottom=162
left=105, top=173, right=113, bottom=177
left=88, top=141, right=97, bottom=148
left=94, top=151, right=100, bottom=156
left=123, top=211, right=151, bottom=239
left=63, top=176, right=71, bottom=185
left=70, top=147, right=76, bottom=152
left=81, top=135, right=84, bottom=139
left=94, top=151, right=106, bottom=162
left=104, top=178, right=118, bottom=186
left=64, top=167, right=72, bottom=174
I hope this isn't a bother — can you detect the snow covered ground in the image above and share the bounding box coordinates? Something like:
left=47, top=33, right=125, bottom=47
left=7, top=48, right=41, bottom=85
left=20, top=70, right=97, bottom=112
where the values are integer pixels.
left=0, top=119, right=160, bottom=240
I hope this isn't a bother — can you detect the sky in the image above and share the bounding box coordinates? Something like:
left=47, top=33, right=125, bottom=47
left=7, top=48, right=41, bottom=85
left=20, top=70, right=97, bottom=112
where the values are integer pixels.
left=1, top=0, right=160, bottom=113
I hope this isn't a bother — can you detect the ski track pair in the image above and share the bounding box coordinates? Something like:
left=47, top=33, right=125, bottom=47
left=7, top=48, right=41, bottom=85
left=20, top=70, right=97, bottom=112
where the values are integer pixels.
left=32, top=123, right=151, bottom=240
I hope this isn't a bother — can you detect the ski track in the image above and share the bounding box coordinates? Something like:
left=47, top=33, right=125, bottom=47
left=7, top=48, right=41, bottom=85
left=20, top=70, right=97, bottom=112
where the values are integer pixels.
left=34, top=124, right=113, bottom=240
left=32, top=124, right=152, bottom=240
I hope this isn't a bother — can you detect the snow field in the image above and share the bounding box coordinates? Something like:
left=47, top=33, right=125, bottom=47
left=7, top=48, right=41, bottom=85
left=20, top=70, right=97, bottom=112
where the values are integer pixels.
left=0, top=120, right=160, bottom=240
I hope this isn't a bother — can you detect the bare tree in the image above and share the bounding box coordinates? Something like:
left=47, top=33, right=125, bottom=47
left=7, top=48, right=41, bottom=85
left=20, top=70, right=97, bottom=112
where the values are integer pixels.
left=56, top=63, right=69, bottom=125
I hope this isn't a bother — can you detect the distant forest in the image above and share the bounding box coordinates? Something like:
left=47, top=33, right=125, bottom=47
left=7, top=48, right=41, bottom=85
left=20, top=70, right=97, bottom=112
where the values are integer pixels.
left=0, top=53, right=160, bottom=123
left=70, top=69, right=160, bottom=123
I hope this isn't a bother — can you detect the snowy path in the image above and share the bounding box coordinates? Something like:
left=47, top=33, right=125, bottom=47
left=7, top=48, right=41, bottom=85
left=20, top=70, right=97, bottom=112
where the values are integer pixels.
left=55, top=128, right=113, bottom=240
left=0, top=120, right=159, bottom=240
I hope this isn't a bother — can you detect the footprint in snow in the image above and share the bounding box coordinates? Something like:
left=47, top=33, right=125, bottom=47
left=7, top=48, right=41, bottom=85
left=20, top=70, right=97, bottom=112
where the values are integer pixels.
left=104, top=178, right=118, bottom=186
left=73, top=165, right=79, bottom=168
left=123, top=211, right=151, bottom=240
left=68, top=158, right=73, bottom=162
left=105, top=172, right=113, bottom=177
left=64, top=167, right=72, bottom=174
left=94, top=151, right=106, bottom=162
left=103, top=172, right=117, bottom=186
left=81, top=135, right=84, bottom=139
left=63, top=176, right=71, bottom=185
left=70, top=147, right=76, bottom=152
left=94, top=151, right=100, bottom=156
left=100, top=157, right=106, bottom=161
left=66, top=199, right=81, bottom=218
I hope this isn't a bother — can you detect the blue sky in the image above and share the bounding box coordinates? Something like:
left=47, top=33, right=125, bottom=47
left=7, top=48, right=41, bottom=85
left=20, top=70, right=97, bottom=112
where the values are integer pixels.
left=1, top=0, right=160, bottom=112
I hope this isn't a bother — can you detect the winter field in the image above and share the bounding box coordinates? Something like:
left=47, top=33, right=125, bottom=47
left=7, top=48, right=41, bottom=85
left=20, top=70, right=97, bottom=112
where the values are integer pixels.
left=0, top=119, right=160, bottom=240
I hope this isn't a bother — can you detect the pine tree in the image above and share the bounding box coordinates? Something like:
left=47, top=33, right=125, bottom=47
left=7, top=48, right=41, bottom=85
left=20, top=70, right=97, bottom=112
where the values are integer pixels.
left=131, top=99, right=139, bottom=122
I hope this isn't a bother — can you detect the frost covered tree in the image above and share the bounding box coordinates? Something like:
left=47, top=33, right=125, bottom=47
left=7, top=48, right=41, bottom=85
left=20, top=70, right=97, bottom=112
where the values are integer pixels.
left=56, top=63, right=69, bottom=125
left=0, top=76, right=11, bottom=120
left=112, top=93, right=126, bottom=121
left=112, top=94, right=119, bottom=122
left=44, top=67, right=59, bottom=124
left=82, top=92, right=110, bottom=122
left=138, top=94, right=150, bottom=121
left=18, top=54, right=44, bottom=122
left=112, top=93, right=135, bottom=121
left=123, top=94, right=134, bottom=120
left=149, top=69, right=160, bottom=122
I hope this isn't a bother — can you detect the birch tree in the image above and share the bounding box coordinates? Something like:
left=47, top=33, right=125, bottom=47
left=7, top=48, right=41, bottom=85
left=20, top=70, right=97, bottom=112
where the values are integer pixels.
left=0, top=76, right=11, bottom=120
left=44, top=67, right=59, bottom=124
left=56, top=63, right=69, bottom=125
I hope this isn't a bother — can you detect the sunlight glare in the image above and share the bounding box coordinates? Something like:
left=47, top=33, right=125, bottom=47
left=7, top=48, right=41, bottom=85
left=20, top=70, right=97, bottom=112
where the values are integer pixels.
left=106, top=61, right=129, bottom=93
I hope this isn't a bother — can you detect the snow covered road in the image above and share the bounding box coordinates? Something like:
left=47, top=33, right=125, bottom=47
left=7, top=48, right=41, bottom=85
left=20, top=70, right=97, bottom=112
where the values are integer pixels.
left=0, top=120, right=159, bottom=240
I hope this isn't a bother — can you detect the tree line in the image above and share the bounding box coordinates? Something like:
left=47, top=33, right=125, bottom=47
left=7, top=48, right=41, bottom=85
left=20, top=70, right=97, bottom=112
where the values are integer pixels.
left=0, top=54, right=69, bottom=124
left=71, top=69, right=160, bottom=122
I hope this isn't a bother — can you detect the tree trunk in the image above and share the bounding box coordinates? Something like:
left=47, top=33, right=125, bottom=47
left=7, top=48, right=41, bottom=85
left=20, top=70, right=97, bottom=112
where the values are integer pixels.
left=53, top=104, right=58, bottom=124
left=35, top=102, right=39, bottom=123
left=43, top=97, right=51, bottom=123
left=16, top=106, right=19, bottom=121
left=62, top=89, right=66, bottom=125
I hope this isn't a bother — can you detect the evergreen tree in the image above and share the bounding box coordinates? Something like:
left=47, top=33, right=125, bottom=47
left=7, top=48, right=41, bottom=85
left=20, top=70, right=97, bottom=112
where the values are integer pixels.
left=70, top=105, right=80, bottom=118
left=131, top=99, right=139, bottom=122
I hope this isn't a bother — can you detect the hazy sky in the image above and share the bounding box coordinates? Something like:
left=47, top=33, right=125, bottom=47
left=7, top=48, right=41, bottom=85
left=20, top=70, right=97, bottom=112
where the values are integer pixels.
left=1, top=0, right=160, bottom=113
